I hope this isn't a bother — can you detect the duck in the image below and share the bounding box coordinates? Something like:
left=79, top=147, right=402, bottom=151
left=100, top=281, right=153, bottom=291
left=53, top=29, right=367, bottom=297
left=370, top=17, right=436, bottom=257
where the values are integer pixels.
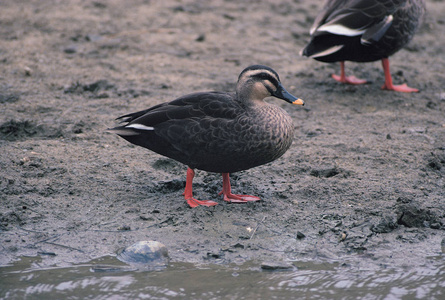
left=109, top=65, right=304, bottom=208
left=301, top=0, right=425, bottom=92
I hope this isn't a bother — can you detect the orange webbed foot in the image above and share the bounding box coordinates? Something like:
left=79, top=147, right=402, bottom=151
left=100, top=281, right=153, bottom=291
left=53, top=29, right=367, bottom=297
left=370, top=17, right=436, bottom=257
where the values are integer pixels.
left=380, top=58, right=419, bottom=93
left=184, top=168, right=218, bottom=208
left=218, top=191, right=261, bottom=203
left=381, top=83, right=419, bottom=93
left=332, top=61, right=367, bottom=85
left=332, top=74, right=367, bottom=85
left=220, top=173, right=261, bottom=204
left=186, top=198, right=218, bottom=208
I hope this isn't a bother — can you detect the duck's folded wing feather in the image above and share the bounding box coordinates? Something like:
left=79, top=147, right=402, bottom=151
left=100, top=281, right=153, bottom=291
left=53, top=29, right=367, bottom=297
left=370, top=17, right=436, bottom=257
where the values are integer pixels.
left=110, top=92, right=247, bottom=168
left=312, top=0, right=402, bottom=40
left=111, top=92, right=239, bottom=135
left=360, top=14, right=393, bottom=44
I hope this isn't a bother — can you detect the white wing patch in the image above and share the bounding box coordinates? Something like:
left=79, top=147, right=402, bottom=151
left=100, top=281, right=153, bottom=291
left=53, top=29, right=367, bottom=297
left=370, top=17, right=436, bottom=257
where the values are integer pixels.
left=316, top=24, right=366, bottom=37
left=126, top=124, right=155, bottom=130
left=309, top=45, right=344, bottom=58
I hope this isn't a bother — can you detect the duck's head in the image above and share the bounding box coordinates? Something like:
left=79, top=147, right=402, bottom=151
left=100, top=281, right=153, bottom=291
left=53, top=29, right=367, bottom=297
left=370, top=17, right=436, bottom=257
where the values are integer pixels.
left=236, top=65, right=304, bottom=106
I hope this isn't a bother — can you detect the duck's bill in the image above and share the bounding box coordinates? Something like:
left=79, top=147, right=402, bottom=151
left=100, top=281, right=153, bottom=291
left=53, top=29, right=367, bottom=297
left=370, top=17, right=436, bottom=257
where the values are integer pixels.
left=292, top=98, right=304, bottom=105
left=273, top=83, right=305, bottom=106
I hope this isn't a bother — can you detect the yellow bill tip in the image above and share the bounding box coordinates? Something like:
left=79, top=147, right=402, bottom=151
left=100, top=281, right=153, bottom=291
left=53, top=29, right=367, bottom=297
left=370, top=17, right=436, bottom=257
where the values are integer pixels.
left=292, top=98, right=304, bottom=105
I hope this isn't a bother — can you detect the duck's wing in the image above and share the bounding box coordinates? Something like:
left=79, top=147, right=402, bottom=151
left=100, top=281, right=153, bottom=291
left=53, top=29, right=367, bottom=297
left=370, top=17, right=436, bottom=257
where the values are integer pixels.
left=112, top=92, right=238, bottom=133
left=310, top=0, right=348, bottom=35
left=108, top=92, right=244, bottom=167
left=311, top=0, right=403, bottom=42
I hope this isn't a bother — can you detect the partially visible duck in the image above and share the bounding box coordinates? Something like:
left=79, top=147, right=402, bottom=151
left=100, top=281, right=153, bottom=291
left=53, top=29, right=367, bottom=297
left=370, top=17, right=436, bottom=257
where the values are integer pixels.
left=301, top=0, right=425, bottom=92
left=109, top=65, right=304, bottom=208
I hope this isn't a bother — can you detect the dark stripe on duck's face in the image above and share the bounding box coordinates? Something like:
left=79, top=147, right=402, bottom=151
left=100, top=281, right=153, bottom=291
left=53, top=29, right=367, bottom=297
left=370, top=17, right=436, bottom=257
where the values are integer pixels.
left=238, top=66, right=304, bottom=105
left=252, top=72, right=280, bottom=89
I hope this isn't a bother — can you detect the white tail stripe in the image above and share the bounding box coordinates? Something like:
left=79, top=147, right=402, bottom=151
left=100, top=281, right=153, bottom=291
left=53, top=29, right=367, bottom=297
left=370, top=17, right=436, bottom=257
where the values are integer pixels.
left=316, top=24, right=365, bottom=37
left=126, top=124, right=155, bottom=130
left=310, top=45, right=344, bottom=58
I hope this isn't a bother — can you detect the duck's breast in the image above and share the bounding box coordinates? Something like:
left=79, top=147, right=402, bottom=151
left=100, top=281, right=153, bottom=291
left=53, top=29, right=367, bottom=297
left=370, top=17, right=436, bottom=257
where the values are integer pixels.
left=184, top=104, right=294, bottom=173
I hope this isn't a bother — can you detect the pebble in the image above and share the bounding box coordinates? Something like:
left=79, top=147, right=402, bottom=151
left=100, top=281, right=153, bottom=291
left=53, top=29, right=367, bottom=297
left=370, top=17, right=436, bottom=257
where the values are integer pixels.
left=23, top=66, right=32, bottom=76
left=261, top=261, right=294, bottom=271
left=117, top=225, right=131, bottom=231
left=117, top=241, right=169, bottom=269
left=430, top=223, right=441, bottom=230
left=64, top=45, right=77, bottom=54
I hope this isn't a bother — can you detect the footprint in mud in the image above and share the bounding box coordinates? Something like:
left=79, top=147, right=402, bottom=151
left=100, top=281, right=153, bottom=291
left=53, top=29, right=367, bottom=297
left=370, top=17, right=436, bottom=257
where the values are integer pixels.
left=0, top=119, right=65, bottom=141
left=309, top=166, right=350, bottom=178
left=0, top=92, right=20, bottom=103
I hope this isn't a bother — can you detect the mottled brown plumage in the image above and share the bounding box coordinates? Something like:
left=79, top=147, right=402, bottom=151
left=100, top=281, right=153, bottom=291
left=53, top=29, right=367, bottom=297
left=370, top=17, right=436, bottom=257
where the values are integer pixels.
left=109, top=65, right=304, bottom=207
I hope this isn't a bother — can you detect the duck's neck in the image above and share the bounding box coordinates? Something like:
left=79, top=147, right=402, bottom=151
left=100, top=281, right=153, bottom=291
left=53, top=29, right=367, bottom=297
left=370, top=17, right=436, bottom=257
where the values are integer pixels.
left=236, top=94, right=269, bottom=108
left=236, top=81, right=270, bottom=107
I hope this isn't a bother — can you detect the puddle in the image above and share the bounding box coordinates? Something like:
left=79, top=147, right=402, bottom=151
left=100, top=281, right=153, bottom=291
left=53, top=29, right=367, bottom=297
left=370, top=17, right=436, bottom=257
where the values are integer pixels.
left=1, top=256, right=444, bottom=299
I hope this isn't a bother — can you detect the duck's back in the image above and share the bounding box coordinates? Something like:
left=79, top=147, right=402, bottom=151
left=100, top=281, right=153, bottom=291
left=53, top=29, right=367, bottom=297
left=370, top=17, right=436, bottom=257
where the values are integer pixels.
left=115, top=92, right=294, bottom=173
left=303, top=0, right=425, bottom=62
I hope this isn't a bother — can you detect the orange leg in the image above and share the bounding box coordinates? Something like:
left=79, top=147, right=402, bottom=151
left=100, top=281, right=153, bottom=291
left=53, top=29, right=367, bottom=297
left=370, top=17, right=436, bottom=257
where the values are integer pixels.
left=380, top=58, right=419, bottom=93
left=219, top=173, right=260, bottom=203
left=332, top=61, right=367, bottom=85
left=184, top=168, right=218, bottom=208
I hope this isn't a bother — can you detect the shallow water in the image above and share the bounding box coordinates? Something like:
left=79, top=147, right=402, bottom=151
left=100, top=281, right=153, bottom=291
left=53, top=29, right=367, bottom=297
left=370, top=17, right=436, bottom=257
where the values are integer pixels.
left=1, top=256, right=444, bottom=300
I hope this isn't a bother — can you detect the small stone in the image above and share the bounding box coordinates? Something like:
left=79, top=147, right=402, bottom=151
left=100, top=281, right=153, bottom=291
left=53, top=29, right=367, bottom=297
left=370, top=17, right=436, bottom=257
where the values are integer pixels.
left=397, top=204, right=437, bottom=228
left=371, top=216, right=398, bottom=233
left=296, top=231, right=306, bottom=239
left=20, top=157, right=31, bottom=165
left=117, top=241, right=169, bottom=270
left=339, top=232, right=347, bottom=241
left=261, top=261, right=294, bottom=271
left=139, top=215, right=153, bottom=221
left=117, top=225, right=131, bottom=231
left=205, top=252, right=221, bottom=259
left=64, top=45, right=77, bottom=54
left=426, top=101, right=437, bottom=109
left=396, top=196, right=412, bottom=203
left=232, top=243, right=244, bottom=249
left=23, top=66, right=32, bottom=76
left=195, top=34, right=205, bottom=42
left=430, top=223, right=441, bottom=229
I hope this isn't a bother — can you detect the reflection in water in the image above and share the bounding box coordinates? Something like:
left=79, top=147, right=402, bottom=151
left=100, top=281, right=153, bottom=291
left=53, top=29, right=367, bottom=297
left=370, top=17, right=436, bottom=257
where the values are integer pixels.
left=1, top=256, right=444, bottom=299
left=274, top=262, right=445, bottom=299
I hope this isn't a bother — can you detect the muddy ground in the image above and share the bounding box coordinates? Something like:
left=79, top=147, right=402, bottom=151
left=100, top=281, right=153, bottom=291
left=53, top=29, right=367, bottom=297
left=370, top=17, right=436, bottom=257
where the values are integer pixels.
left=1, top=0, right=444, bottom=270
